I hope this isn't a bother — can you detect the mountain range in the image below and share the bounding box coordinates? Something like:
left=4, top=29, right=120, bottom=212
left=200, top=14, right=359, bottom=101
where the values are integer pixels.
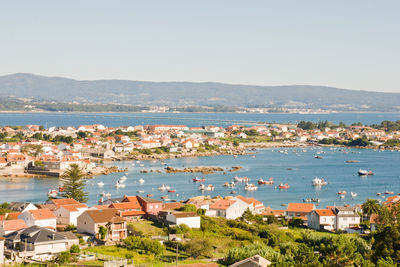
left=0, top=73, right=399, bottom=111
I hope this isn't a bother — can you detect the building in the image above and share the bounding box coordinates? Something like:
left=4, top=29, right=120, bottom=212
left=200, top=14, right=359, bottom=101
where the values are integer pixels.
left=0, top=219, right=27, bottom=236
left=0, top=237, right=4, bottom=265
left=165, top=212, right=201, bottom=228
left=207, top=198, right=250, bottom=219
left=108, top=201, right=145, bottom=221
left=54, top=203, right=88, bottom=226
left=18, top=209, right=57, bottom=229
left=136, top=196, right=163, bottom=215
left=77, top=209, right=127, bottom=241
left=3, top=226, right=70, bottom=261
left=334, top=206, right=360, bottom=231
left=234, top=196, right=265, bottom=214
left=7, top=202, right=38, bottom=213
left=307, top=209, right=336, bottom=231
left=229, top=255, right=272, bottom=267
left=284, top=203, right=315, bottom=222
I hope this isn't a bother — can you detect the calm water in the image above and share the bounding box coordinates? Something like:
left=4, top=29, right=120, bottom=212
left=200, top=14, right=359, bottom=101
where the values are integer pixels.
left=1, top=147, right=399, bottom=209
left=0, top=112, right=399, bottom=127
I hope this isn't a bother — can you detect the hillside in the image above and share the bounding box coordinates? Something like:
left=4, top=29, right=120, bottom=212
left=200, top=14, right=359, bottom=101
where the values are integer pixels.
left=0, top=73, right=399, bottom=111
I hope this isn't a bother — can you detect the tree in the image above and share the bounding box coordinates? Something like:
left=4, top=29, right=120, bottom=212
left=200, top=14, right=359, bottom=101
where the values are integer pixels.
left=70, top=244, right=80, bottom=253
left=60, top=164, right=88, bottom=203
left=363, top=199, right=381, bottom=217
left=179, top=204, right=197, bottom=212
left=99, top=226, right=108, bottom=240
left=184, top=238, right=212, bottom=259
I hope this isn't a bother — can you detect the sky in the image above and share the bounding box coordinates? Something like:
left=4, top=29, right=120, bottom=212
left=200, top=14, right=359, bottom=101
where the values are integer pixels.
left=0, top=1, right=399, bottom=92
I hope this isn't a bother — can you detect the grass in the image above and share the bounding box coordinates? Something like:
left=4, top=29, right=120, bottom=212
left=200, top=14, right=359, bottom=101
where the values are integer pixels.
left=129, top=220, right=167, bottom=237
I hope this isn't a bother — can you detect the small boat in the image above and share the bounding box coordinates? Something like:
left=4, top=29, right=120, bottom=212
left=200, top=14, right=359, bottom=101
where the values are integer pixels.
left=278, top=183, right=289, bottom=189
left=161, top=162, right=167, bottom=165
left=161, top=196, right=168, bottom=200
left=136, top=160, right=141, bottom=163
left=377, top=192, right=382, bottom=196
left=230, top=190, right=237, bottom=194
left=224, top=181, right=236, bottom=187
left=303, top=198, right=311, bottom=203
left=350, top=192, right=357, bottom=198
left=233, top=155, right=238, bottom=158
left=58, top=186, right=64, bottom=192
left=311, top=198, right=320, bottom=203
left=358, top=169, right=374, bottom=176
left=47, top=189, right=58, bottom=198
left=147, top=194, right=153, bottom=197
left=158, top=184, right=170, bottom=191
left=337, top=191, right=347, bottom=195
left=314, top=155, right=323, bottom=159
left=137, top=190, right=144, bottom=193
left=251, top=155, right=256, bottom=158
left=132, top=163, right=135, bottom=166
left=199, top=184, right=214, bottom=191
left=385, top=191, right=394, bottom=195
left=115, top=182, right=126, bottom=188
left=346, top=160, right=360, bottom=163
left=193, top=177, right=206, bottom=182
left=245, top=183, right=258, bottom=191
left=97, top=182, right=105, bottom=187
left=168, top=190, right=176, bottom=193
left=100, top=192, right=111, bottom=198
left=258, top=178, right=274, bottom=185
left=119, top=175, right=127, bottom=181
left=139, top=164, right=144, bottom=167
left=234, top=176, right=250, bottom=183
left=312, top=177, right=327, bottom=186
left=139, top=178, right=145, bottom=184
left=340, top=195, right=345, bottom=199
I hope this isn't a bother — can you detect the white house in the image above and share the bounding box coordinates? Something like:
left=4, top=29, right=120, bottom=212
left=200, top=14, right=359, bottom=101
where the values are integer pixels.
left=307, top=209, right=336, bottom=231
left=206, top=198, right=250, bottom=219
left=165, top=212, right=201, bottom=228
left=54, top=203, right=88, bottom=226
left=8, top=202, right=38, bottom=213
left=334, top=207, right=360, bottom=231
left=18, top=209, right=57, bottom=229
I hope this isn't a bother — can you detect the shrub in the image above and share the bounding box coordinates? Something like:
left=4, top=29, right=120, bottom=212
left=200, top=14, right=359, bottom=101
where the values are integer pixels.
left=70, top=244, right=80, bottom=253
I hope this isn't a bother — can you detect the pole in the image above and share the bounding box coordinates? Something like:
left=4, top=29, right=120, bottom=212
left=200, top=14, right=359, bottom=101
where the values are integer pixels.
left=176, top=242, right=178, bottom=265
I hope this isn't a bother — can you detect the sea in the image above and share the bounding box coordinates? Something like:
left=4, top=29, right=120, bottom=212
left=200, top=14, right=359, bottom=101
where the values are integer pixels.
left=0, top=112, right=399, bottom=209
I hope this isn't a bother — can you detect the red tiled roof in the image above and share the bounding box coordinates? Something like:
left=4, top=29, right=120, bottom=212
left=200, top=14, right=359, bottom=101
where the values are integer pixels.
left=109, top=202, right=142, bottom=210
left=50, top=198, right=80, bottom=207
left=60, top=204, right=87, bottom=212
left=7, top=212, right=21, bottom=220
left=286, top=203, right=315, bottom=213
left=163, top=202, right=183, bottom=210
left=120, top=210, right=145, bottom=216
left=314, top=209, right=335, bottom=216
left=1, top=219, right=27, bottom=231
left=209, top=199, right=236, bottom=210
left=28, top=208, right=56, bottom=220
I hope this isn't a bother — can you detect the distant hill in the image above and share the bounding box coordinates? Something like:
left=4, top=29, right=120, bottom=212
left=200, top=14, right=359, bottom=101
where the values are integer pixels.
left=0, top=73, right=399, bottom=111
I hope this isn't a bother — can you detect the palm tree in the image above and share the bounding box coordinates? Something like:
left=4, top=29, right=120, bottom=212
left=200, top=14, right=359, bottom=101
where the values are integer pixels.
left=362, top=199, right=380, bottom=218
left=60, top=164, right=88, bottom=203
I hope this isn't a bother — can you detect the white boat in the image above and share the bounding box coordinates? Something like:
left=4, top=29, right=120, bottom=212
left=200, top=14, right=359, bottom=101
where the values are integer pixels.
left=47, top=189, right=58, bottom=198
left=140, top=164, right=144, bottom=167
left=312, top=177, right=327, bottom=186
left=139, top=178, right=145, bottom=184
left=100, top=192, right=112, bottom=198
left=223, top=181, right=236, bottom=188
left=245, top=183, right=258, bottom=191
left=97, top=182, right=104, bottom=187
left=137, top=190, right=144, bottom=193
left=136, top=160, right=141, bottom=163
left=234, top=176, right=250, bottom=182
left=158, top=184, right=171, bottom=191
left=199, top=184, right=214, bottom=191
left=115, top=182, right=126, bottom=188
left=350, top=192, right=357, bottom=198
left=358, top=169, right=374, bottom=176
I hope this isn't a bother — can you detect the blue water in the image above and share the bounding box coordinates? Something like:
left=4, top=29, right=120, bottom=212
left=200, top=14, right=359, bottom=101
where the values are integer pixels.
left=0, top=112, right=399, bottom=127
left=1, top=147, right=399, bottom=209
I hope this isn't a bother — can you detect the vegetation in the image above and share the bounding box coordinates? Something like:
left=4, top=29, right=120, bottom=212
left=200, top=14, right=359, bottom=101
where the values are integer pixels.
left=122, top=236, right=165, bottom=255
left=60, top=164, right=88, bottom=203
left=99, top=226, right=108, bottom=240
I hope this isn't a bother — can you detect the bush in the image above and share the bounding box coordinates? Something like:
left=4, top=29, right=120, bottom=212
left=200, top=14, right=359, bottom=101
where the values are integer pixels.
left=184, top=238, right=213, bottom=259
left=122, top=236, right=164, bottom=255
left=55, top=251, right=72, bottom=264
left=70, top=244, right=80, bottom=253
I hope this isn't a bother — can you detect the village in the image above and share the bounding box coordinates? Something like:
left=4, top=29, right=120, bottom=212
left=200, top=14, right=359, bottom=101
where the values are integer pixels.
left=0, top=122, right=398, bottom=178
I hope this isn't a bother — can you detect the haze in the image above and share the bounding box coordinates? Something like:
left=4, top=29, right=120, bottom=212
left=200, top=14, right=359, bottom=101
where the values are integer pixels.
left=1, top=0, right=399, bottom=92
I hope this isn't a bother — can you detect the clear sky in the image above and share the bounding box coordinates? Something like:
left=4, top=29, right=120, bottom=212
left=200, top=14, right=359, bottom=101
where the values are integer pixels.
left=1, top=1, right=399, bottom=92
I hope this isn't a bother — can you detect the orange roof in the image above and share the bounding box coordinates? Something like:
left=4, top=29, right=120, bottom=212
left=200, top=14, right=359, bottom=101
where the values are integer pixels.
left=91, top=205, right=110, bottom=210
left=370, top=213, right=379, bottom=224
left=1, top=219, right=27, bottom=231
left=28, top=208, right=56, bottom=220
left=7, top=212, right=21, bottom=220
left=122, top=196, right=141, bottom=206
left=120, top=210, right=146, bottom=216
left=50, top=198, right=80, bottom=207
left=109, top=202, right=142, bottom=210
left=60, top=204, right=87, bottom=212
left=209, top=199, right=236, bottom=210
left=163, top=202, right=183, bottom=210
left=286, top=203, right=315, bottom=213
left=236, top=195, right=263, bottom=206
left=314, top=209, right=335, bottom=216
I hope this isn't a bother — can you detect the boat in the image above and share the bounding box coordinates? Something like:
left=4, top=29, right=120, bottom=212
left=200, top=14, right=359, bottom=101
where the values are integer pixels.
left=158, top=184, right=171, bottom=191
left=168, top=190, right=176, bottom=193
left=311, top=198, right=320, bottom=203
left=314, top=155, right=323, bottom=159
left=384, top=191, right=394, bottom=195
left=97, top=182, right=105, bottom=187
left=100, top=192, right=112, bottom=198
left=161, top=196, right=168, bottom=200
left=312, top=177, right=327, bottom=186
left=137, top=190, right=144, bottom=193
left=192, top=177, right=206, bottom=182
left=139, top=178, right=145, bottom=184
left=139, top=164, right=144, bottom=167
left=161, top=162, right=167, bottom=165
left=346, top=160, right=360, bottom=163
left=199, top=184, right=214, bottom=191
left=233, top=155, right=238, bottom=158
left=234, top=176, right=250, bottom=183
left=136, top=160, right=141, bottom=163
left=358, top=169, right=374, bottom=176
left=303, top=198, right=311, bottom=203
left=119, top=175, right=127, bottom=181
left=278, top=183, right=289, bottom=189
left=58, top=186, right=64, bottom=192
left=230, top=190, right=237, bottom=194
left=47, top=189, right=58, bottom=198
left=115, top=182, right=126, bottom=188
left=337, top=191, right=347, bottom=195
left=251, top=155, right=256, bottom=158
left=258, top=178, right=274, bottom=185
left=224, top=181, right=235, bottom=187
left=245, top=183, right=258, bottom=191
left=340, top=195, right=345, bottom=199
left=377, top=192, right=382, bottom=196
left=350, top=192, right=357, bottom=198
left=147, top=194, right=153, bottom=197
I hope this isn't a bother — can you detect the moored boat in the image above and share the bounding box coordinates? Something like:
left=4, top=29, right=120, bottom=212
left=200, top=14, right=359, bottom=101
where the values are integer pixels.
left=337, top=191, right=347, bottom=195
left=312, top=177, right=327, bottom=186
left=193, top=177, right=206, bottom=182
left=279, top=183, right=289, bottom=189
left=245, top=183, right=258, bottom=191
left=258, top=177, right=274, bottom=185
left=47, top=189, right=58, bottom=198
left=358, top=169, right=374, bottom=176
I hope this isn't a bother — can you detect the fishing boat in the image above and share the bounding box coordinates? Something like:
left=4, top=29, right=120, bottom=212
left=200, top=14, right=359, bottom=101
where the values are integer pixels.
left=233, top=155, right=238, bottom=158
left=340, top=195, right=345, bottom=199
left=350, top=192, right=357, bottom=198
left=47, top=189, right=58, bottom=198
left=245, top=183, right=258, bottom=191
left=161, top=196, right=168, bottom=200
left=168, top=190, right=176, bottom=193
left=358, top=169, right=374, bottom=176
left=137, top=190, right=144, bottom=193
left=192, top=177, right=206, bottom=182
left=230, top=190, right=237, bottom=194
left=377, top=192, right=382, bottom=196
left=199, top=184, right=214, bottom=191
left=97, top=182, right=105, bottom=187
left=278, top=183, right=289, bottom=189
left=158, top=184, right=170, bottom=191
left=384, top=191, right=394, bottom=195
left=312, top=177, right=327, bottom=186
left=147, top=194, right=153, bottom=197
left=119, top=175, right=127, bottom=181
left=139, top=178, right=145, bottom=184
left=311, top=198, right=320, bottom=203
left=224, top=181, right=235, bottom=187
left=314, top=155, right=323, bottom=159
left=234, top=176, right=250, bottom=183
left=100, top=192, right=112, bottom=198
left=337, top=191, right=347, bottom=195
left=161, top=162, right=167, bottom=165
left=258, top=178, right=274, bottom=185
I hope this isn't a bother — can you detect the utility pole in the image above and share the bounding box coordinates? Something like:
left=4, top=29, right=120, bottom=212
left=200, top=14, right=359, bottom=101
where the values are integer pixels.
left=174, top=237, right=181, bottom=266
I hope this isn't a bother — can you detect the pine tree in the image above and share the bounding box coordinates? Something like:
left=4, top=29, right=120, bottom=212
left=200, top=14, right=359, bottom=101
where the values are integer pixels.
left=60, top=164, right=88, bottom=203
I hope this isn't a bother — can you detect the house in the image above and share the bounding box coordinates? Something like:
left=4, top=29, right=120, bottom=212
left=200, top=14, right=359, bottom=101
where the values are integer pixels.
left=108, top=201, right=145, bottom=221
left=165, top=212, right=201, bottom=228
left=3, top=225, right=70, bottom=261
left=0, top=237, right=4, bottom=265
left=18, top=209, right=57, bottom=229
left=136, top=196, right=163, bottom=215
left=234, top=196, right=265, bottom=214
left=334, top=206, right=360, bottom=231
left=8, top=202, right=38, bottom=213
left=284, top=203, right=315, bottom=222
left=206, top=198, right=250, bottom=219
left=0, top=219, right=27, bottom=236
left=307, top=209, right=336, bottom=231
left=54, top=203, right=88, bottom=226
left=77, top=209, right=127, bottom=241
left=229, top=254, right=272, bottom=267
